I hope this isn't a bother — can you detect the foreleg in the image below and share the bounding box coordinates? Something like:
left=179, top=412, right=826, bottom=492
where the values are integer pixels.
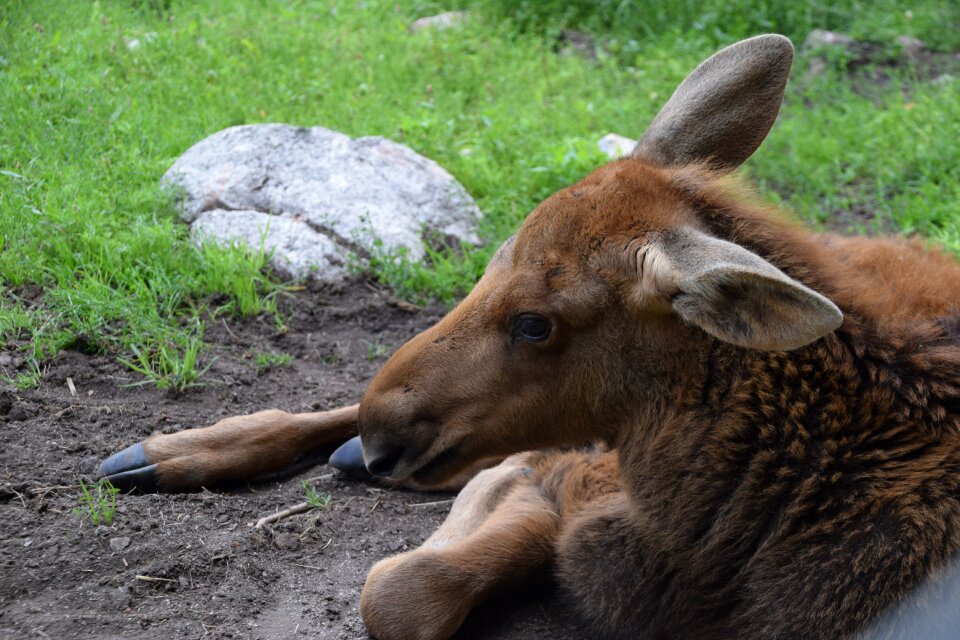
left=360, top=454, right=557, bottom=640
left=361, top=449, right=621, bottom=640
left=98, top=405, right=358, bottom=491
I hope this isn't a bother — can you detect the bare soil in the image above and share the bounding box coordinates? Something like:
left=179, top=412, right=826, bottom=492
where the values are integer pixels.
left=0, top=280, right=580, bottom=640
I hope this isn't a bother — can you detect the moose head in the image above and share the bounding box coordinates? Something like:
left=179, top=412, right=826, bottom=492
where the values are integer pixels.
left=357, top=35, right=842, bottom=486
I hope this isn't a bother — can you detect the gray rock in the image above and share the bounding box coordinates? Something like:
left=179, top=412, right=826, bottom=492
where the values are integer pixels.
left=803, top=29, right=855, bottom=50
left=598, top=133, right=636, bottom=159
left=191, top=209, right=350, bottom=281
left=163, top=124, right=482, bottom=282
left=409, top=11, right=470, bottom=33
left=897, top=35, right=925, bottom=56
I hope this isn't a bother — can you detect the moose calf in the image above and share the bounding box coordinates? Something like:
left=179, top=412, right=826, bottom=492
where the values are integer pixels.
left=101, top=35, right=960, bottom=639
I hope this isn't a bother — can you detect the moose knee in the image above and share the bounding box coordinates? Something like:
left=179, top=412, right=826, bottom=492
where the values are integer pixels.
left=361, top=553, right=476, bottom=640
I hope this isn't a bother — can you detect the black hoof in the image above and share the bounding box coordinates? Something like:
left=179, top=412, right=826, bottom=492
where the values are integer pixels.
left=98, top=443, right=150, bottom=477
left=102, top=464, right=161, bottom=493
left=97, top=443, right=160, bottom=492
left=329, top=436, right=374, bottom=482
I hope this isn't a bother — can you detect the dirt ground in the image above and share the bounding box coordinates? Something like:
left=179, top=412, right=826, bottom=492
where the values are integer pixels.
left=0, top=280, right=582, bottom=640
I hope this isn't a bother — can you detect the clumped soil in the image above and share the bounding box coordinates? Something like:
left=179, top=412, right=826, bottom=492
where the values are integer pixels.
left=0, top=281, right=579, bottom=640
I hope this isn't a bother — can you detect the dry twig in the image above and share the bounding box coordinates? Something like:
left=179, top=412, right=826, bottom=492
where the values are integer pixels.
left=255, top=501, right=314, bottom=528
left=135, top=575, right=177, bottom=583
left=407, top=498, right=455, bottom=508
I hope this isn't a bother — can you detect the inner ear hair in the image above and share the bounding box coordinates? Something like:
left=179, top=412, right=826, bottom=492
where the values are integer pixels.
left=635, top=242, right=673, bottom=297
left=642, top=228, right=842, bottom=351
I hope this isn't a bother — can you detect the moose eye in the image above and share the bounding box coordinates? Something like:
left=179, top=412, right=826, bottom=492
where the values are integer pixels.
left=511, top=314, right=552, bottom=343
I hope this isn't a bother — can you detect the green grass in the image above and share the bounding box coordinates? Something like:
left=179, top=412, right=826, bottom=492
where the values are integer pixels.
left=254, top=350, right=293, bottom=371
left=73, top=478, right=120, bottom=527
left=301, top=479, right=332, bottom=508
left=482, top=1, right=960, bottom=51
left=2, top=1, right=958, bottom=388
left=1, top=358, right=43, bottom=391
left=757, top=80, right=960, bottom=251
left=119, top=333, right=214, bottom=390
left=365, top=339, right=391, bottom=362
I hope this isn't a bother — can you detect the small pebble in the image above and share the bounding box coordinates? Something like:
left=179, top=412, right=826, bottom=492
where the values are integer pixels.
left=896, top=35, right=924, bottom=56
left=273, top=533, right=299, bottom=550
left=109, top=536, right=131, bottom=551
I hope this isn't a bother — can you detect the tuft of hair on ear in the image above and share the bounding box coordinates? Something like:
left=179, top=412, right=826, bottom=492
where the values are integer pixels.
left=673, top=267, right=843, bottom=350
left=667, top=165, right=814, bottom=247
left=644, top=227, right=843, bottom=351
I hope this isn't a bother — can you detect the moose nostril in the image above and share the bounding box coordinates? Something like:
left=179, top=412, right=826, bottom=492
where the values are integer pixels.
left=365, top=442, right=405, bottom=477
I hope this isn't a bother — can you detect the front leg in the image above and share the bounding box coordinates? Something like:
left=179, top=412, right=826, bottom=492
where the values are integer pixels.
left=360, top=449, right=621, bottom=640
left=360, top=454, right=558, bottom=640
left=98, top=405, right=358, bottom=491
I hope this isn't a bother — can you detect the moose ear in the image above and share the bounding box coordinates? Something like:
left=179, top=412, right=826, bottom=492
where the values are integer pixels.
left=645, top=228, right=841, bottom=350
left=633, top=34, right=793, bottom=172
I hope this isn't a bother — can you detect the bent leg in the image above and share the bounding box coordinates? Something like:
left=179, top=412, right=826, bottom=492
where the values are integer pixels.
left=361, top=449, right=621, bottom=640
left=361, top=454, right=556, bottom=640
left=99, top=405, right=358, bottom=491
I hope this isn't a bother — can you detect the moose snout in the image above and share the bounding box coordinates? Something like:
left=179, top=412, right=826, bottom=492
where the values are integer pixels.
left=359, top=418, right=441, bottom=479
left=364, top=439, right=406, bottom=477
left=358, top=385, right=443, bottom=479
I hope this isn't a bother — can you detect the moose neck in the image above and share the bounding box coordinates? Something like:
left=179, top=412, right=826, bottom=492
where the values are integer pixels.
left=615, top=332, right=841, bottom=559
left=614, top=310, right=959, bottom=575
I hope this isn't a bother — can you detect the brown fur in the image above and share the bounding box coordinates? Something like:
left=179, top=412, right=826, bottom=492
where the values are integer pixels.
left=355, top=35, right=960, bottom=639
left=357, top=156, right=960, bottom=639
left=144, top=406, right=359, bottom=491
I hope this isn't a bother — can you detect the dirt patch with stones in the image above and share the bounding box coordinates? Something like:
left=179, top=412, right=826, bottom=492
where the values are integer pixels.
left=0, top=280, right=579, bottom=640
